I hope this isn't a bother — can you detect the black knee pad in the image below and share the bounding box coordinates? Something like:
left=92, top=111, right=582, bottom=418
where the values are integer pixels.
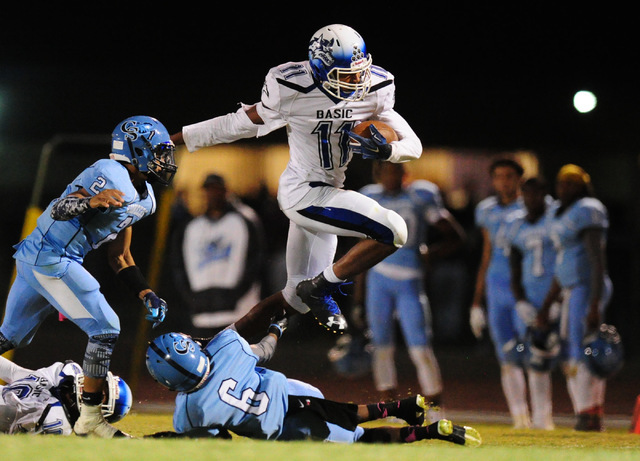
left=0, top=332, right=15, bottom=355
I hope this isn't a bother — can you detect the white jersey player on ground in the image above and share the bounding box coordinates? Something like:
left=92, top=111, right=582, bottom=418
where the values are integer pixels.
left=171, top=24, right=423, bottom=337
left=0, top=356, right=131, bottom=435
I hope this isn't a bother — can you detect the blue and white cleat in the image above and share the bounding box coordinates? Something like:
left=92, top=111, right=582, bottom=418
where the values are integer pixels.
left=296, top=274, right=348, bottom=334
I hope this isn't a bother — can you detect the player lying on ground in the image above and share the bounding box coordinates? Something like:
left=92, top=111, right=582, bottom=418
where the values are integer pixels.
left=144, top=320, right=481, bottom=445
left=0, top=356, right=131, bottom=435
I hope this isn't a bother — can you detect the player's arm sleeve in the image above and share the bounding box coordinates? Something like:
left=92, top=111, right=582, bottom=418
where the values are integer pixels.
left=181, top=68, right=287, bottom=152
left=0, top=356, right=33, bottom=383
left=375, top=108, right=422, bottom=163
left=181, top=104, right=261, bottom=152
left=50, top=194, right=91, bottom=221
left=250, top=333, right=278, bottom=364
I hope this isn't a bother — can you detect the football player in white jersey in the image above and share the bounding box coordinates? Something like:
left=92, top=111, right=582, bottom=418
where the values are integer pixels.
left=0, top=356, right=131, bottom=435
left=0, top=116, right=176, bottom=437
left=171, top=24, right=422, bottom=336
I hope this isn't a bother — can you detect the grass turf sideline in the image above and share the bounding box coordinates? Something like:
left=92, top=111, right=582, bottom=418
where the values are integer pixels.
left=2, top=412, right=640, bottom=461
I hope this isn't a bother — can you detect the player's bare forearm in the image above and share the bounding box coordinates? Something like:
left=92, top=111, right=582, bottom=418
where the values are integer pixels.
left=107, top=227, right=135, bottom=273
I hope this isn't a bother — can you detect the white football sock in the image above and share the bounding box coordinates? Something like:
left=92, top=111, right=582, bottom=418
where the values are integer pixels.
left=323, top=265, right=346, bottom=284
left=528, top=369, right=554, bottom=429
left=572, top=362, right=606, bottom=413
left=408, top=346, right=443, bottom=397
left=501, top=364, right=530, bottom=428
left=372, top=345, right=397, bottom=391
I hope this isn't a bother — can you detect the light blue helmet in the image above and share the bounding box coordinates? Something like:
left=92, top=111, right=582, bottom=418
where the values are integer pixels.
left=583, top=324, right=624, bottom=378
left=308, top=24, right=372, bottom=101
left=110, top=115, right=177, bottom=185
left=146, top=333, right=211, bottom=392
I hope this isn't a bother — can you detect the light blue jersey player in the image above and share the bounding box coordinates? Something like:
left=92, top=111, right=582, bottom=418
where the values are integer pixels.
left=541, top=165, right=612, bottom=431
left=172, top=328, right=290, bottom=439
left=357, top=162, right=464, bottom=415
left=504, top=177, right=558, bottom=430
left=471, top=161, right=525, bottom=356
left=146, top=326, right=481, bottom=446
left=0, top=115, right=176, bottom=438
left=505, top=191, right=558, bottom=310
left=469, top=158, right=529, bottom=428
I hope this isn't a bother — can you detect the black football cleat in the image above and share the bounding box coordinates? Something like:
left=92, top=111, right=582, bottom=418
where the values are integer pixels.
left=296, top=274, right=348, bottom=334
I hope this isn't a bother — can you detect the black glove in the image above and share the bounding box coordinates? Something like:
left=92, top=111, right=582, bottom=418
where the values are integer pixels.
left=348, top=124, right=392, bottom=160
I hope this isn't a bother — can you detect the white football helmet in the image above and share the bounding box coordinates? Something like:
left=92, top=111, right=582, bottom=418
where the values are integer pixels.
left=308, top=24, right=372, bottom=101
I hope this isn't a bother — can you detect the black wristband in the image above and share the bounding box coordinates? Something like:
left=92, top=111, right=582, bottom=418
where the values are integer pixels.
left=117, top=265, right=150, bottom=296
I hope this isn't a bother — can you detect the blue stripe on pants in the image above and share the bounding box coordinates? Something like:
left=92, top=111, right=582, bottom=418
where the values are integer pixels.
left=297, top=206, right=394, bottom=245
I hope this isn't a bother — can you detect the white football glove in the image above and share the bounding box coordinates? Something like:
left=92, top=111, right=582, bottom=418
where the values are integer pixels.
left=548, top=301, right=562, bottom=323
left=469, top=305, right=487, bottom=339
left=515, top=300, right=538, bottom=326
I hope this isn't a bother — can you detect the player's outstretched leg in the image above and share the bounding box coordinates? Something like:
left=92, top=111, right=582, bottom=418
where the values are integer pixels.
left=365, top=394, right=429, bottom=426
left=359, top=419, right=481, bottom=446
left=74, top=402, right=130, bottom=438
left=296, top=273, right=348, bottom=334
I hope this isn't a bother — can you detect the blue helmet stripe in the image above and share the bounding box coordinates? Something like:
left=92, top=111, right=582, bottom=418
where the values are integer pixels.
left=297, top=205, right=394, bottom=245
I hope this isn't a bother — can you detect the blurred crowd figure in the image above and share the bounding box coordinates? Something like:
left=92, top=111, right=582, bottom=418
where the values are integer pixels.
left=470, top=159, right=530, bottom=428
left=470, top=159, right=614, bottom=431
left=170, top=174, right=267, bottom=337
left=539, top=164, right=613, bottom=431
left=503, top=177, right=558, bottom=430
left=352, top=161, right=465, bottom=422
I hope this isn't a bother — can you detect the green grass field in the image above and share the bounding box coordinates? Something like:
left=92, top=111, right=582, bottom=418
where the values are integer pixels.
left=3, top=412, right=640, bottom=461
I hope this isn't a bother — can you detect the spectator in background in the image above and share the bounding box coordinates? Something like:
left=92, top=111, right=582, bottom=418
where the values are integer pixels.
left=469, top=158, right=530, bottom=428
left=172, top=174, right=266, bottom=336
left=353, top=162, right=465, bottom=422
left=504, top=177, right=559, bottom=430
left=538, top=164, right=612, bottom=431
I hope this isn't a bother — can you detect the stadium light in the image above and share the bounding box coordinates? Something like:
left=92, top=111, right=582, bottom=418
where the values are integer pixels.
left=573, top=90, right=597, bottom=113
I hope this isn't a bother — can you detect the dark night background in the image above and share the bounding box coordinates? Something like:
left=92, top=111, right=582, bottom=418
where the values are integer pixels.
left=1, top=6, right=639, bottom=414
